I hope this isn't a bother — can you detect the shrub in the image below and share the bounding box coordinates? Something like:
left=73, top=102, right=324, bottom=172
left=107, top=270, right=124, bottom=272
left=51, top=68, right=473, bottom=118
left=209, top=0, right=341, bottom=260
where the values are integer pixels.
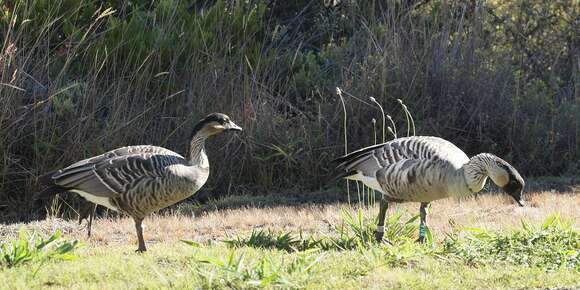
left=0, top=0, right=577, bottom=221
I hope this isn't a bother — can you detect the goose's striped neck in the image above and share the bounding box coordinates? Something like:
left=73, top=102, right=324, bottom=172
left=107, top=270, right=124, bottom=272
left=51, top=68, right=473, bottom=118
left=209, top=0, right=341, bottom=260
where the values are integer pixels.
left=463, top=153, right=496, bottom=193
left=188, top=135, right=209, bottom=167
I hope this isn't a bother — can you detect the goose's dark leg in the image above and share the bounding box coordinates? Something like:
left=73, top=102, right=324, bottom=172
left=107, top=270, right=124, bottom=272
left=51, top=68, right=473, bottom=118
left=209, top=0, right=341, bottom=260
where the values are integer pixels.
left=87, top=204, right=97, bottom=238
left=78, top=203, right=97, bottom=238
left=134, top=218, right=147, bottom=252
left=417, top=202, right=429, bottom=243
left=375, top=197, right=389, bottom=242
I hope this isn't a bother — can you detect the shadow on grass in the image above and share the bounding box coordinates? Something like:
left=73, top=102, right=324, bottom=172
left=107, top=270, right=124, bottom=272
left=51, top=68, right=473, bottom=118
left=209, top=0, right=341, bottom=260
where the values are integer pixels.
left=170, top=188, right=364, bottom=217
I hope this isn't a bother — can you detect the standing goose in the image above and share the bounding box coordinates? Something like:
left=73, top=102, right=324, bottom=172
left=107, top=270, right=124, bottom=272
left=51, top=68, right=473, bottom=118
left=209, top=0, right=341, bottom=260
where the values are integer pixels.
left=333, top=136, right=525, bottom=243
left=37, top=113, right=242, bottom=252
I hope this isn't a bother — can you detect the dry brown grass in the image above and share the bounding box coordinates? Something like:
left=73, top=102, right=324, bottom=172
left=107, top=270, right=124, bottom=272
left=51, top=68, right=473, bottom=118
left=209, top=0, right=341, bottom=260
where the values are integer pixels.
left=1, top=191, right=578, bottom=249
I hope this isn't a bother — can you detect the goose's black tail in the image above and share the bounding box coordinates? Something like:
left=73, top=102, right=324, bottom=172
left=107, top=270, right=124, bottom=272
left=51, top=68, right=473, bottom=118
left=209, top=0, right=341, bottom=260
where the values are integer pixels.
left=329, top=143, right=387, bottom=185
left=34, top=171, right=68, bottom=201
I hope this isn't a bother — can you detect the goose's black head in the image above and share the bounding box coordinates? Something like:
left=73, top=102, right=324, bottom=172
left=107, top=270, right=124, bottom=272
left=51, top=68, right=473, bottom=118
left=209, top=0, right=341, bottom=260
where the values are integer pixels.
left=494, top=159, right=526, bottom=207
left=192, top=113, right=242, bottom=137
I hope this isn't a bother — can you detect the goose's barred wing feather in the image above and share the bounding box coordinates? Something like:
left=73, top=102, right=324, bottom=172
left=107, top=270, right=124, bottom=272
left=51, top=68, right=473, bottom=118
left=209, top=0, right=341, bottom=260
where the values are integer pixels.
left=375, top=157, right=442, bottom=200
left=334, top=136, right=469, bottom=180
left=334, top=137, right=441, bottom=178
left=51, top=146, right=185, bottom=197
left=375, top=158, right=421, bottom=201
left=63, top=145, right=182, bottom=169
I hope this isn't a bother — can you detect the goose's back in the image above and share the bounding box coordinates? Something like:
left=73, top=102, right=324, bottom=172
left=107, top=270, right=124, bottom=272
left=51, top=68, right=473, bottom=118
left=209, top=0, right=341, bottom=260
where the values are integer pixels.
left=63, top=145, right=184, bottom=169
left=336, top=136, right=468, bottom=173
left=404, top=136, right=469, bottom=168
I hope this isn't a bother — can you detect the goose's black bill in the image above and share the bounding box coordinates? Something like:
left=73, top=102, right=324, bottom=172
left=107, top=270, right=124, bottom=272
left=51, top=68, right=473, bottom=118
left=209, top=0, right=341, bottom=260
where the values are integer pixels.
left=226, top=121, right=242, bottom=131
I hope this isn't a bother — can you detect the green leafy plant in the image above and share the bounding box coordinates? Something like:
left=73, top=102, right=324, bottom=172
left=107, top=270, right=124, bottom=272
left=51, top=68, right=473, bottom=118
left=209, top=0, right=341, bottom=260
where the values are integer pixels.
left=0, top=228, right=80, bottom=268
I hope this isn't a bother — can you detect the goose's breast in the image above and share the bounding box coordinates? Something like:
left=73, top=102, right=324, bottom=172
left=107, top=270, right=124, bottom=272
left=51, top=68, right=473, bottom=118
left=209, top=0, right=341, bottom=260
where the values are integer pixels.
left=120, top=179, right=199, bottom=216
left=117, top=165, right=209, bottom=216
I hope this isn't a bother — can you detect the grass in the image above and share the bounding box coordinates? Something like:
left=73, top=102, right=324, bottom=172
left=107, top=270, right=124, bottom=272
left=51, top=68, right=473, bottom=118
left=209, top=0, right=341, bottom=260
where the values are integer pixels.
left=0, top=191, right=579, bottom=289
left=2, top=242, right=577, bottom=289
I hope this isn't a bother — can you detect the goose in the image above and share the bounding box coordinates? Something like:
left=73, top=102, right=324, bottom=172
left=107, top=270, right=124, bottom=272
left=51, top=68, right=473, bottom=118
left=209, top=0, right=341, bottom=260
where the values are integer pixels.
left=37, top=113, right=242, bottom=252
left=333, top=136, right=525, bottom=243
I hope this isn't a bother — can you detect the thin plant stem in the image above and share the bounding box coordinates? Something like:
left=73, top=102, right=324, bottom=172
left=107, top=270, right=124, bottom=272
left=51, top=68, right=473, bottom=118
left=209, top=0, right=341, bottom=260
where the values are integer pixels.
left=398, top=99, right=415, bottom=136
left=370, top=118, right=377, bottom=207
left=372, top=118, right=377, bottom=145
left=369, top=97, right=386, bottom=143
left=336, top=87, right=351, bottom=205
left=387, top=115, right=397, bottom=139
left=356, top=181, right=362, bottom=208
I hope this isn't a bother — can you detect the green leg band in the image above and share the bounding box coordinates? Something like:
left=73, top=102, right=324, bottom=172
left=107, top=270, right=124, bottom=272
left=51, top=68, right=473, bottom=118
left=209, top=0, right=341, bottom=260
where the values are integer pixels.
left=419, top=224, right=427, bottom=238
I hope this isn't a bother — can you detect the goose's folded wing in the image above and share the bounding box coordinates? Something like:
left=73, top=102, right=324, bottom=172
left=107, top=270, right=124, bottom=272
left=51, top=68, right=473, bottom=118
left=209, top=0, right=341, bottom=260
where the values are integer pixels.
left=334, top=137, right=434, bottom=179
left=52, top=154, right=184, bottom=197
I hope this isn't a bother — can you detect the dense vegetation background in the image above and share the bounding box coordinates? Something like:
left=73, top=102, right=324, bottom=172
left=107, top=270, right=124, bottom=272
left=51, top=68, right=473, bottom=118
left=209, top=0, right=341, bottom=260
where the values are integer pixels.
left=0, top=0, right=577, bottom=221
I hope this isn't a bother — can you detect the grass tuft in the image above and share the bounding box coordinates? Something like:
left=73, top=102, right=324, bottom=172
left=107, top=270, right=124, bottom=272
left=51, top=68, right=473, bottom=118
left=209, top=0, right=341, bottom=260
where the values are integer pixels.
left=192, top=249, right=323, bottom=288
left=222, top=208, right=419, bottom=251
left=0, top=228, right=80, bottom=269
left=441, top=214, right=578, bottom=270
